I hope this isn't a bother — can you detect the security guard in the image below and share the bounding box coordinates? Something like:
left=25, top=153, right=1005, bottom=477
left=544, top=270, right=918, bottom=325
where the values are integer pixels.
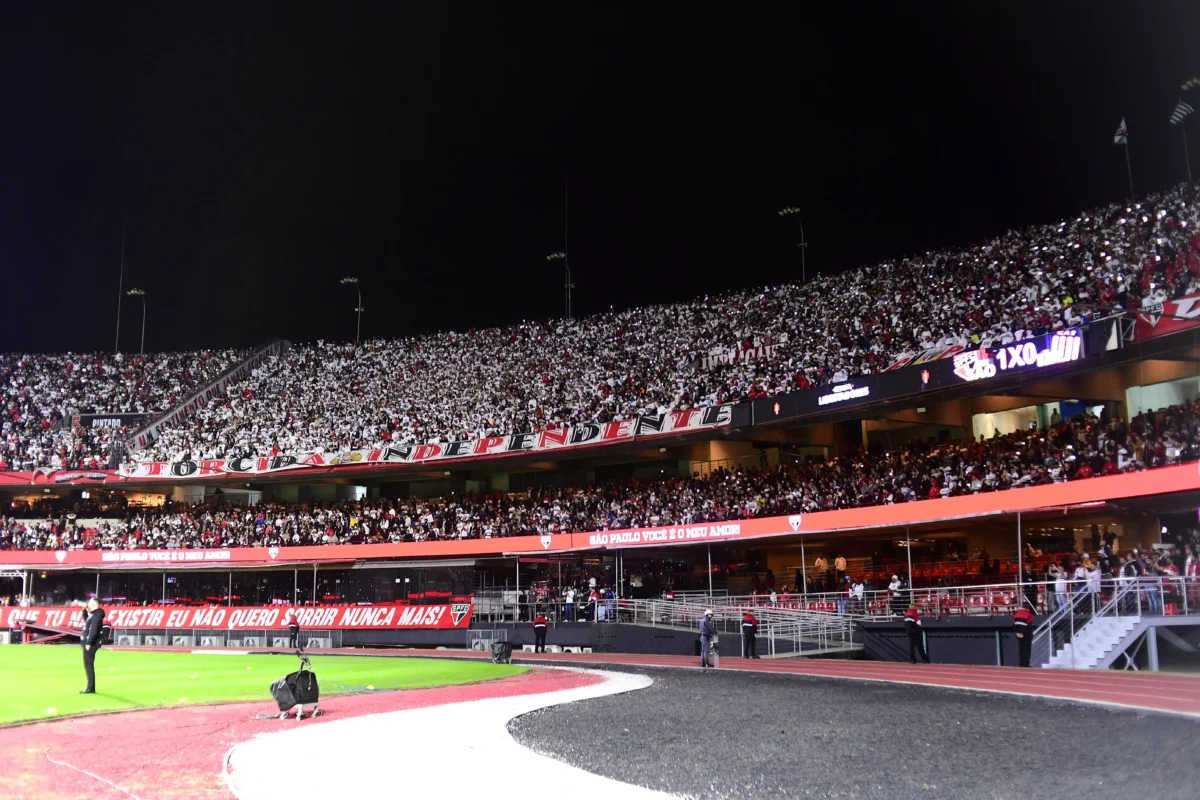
left=532, top=613, right=549, bottom=653
left=741, top=611, right=760, bottom=658
left=700, top=609, right=717, bottom=668
left=78, top=597, right=105, bottom=694
left=1012, top=606, right=1035, bottom=667
left=903, top=604, right=929, bottom=664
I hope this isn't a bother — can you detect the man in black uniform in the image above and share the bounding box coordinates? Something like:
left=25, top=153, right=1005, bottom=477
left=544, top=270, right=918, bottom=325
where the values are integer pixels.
left=903, top=605, right=929, bottom=664
left=741, top=611, right=760, bottom=658
left=532, top=613, right=548, bottom=653
left=78, top=597, right=105, bottom=694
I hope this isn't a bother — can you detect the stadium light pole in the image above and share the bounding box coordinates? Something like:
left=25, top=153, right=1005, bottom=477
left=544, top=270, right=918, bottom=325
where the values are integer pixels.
left=778, top=206, right=807, bottom=283
left=115, top=222, right=126, bottom=353
left=340, top=276, right=363, bottom=343
left=126, top=289, right=147, bottom=354
left=547, top=253, right=572, bottom=321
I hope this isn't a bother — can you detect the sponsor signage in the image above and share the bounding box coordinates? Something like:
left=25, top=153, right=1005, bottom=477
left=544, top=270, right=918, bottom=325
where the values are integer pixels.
left=817, top=381, right=871, bottom=406
left=1136, top=293, right=1200, bottom=341
left=0, top=603, right=474, bottom=631
left=119, top=405, right=733, bottom=480
left=67, top=413, right=150, bottom=431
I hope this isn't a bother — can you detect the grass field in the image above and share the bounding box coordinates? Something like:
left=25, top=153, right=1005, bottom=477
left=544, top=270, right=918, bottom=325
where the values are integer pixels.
left=0, top=647, right=526, bottom=725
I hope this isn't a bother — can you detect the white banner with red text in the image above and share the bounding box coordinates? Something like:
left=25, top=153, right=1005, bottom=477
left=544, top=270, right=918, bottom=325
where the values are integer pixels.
left=119, top=404, right=733, bottom=479
left=0, top=603, right=474, bottom=631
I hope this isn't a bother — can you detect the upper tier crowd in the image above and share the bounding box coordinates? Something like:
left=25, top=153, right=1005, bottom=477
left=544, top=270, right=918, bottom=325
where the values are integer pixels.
left=2, top=182, right=1198, bottom=468
left=0, top=350, right=246, bottom=471
left=3, top=397, right=1198, bottom=551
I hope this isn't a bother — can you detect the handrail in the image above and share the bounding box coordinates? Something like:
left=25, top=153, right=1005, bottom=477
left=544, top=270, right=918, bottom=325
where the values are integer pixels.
left=1030, top=577, right=1190, bottom=668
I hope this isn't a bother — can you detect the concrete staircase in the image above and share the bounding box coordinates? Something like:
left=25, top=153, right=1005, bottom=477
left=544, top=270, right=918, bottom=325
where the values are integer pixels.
left=1044, top=615, right=1141, bottom=669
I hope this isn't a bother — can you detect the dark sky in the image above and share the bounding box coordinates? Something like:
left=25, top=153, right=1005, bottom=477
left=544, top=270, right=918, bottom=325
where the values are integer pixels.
left=2, top=2, right=1198, bottom=354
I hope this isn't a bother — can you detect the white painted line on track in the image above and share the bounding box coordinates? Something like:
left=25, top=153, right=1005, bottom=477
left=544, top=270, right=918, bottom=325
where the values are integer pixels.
left=224, top=668, right=674, bottom=799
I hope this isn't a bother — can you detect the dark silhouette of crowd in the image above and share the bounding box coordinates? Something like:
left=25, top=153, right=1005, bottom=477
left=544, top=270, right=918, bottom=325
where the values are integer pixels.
left=4, top=397, right=1198, bottom=552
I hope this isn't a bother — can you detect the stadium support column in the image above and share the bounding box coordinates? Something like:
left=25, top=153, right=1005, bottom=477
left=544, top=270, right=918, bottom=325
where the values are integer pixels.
left=312, top=564, right=318, bottom=604
left=1016, top=512, right=1024, bottom=607
left=800, top=539, right=807, bottom=598
left=707, top=545, right=713, bottom=601
left=906, top=527, right=913, bottom=601
left=294, top=569, right=298, bottom=605
left=227, top=572, right=232, bottom=607
left=162, top=573, right=166, bottom=603
left=21, top=570, right=27, bottom=604
left=95, top=573, right=99, bottom=599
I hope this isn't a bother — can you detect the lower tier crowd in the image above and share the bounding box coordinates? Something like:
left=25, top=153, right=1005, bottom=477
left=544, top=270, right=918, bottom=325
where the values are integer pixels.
left=2, top=397, right=1198, bottom=552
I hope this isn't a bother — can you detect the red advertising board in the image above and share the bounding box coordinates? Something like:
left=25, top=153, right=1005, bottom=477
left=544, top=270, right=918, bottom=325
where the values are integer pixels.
left=0, top=603, right=474, bottom=631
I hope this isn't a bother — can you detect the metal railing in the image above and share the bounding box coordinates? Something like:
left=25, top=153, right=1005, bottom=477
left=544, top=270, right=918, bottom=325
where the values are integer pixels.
left=614, top=597, right=858, bottom=657
left=1031, top=576, right=1200, bottom=668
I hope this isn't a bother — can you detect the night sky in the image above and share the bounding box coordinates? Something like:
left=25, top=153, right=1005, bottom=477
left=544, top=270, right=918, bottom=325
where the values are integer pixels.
left=2, top=3, right=1198, bottom=354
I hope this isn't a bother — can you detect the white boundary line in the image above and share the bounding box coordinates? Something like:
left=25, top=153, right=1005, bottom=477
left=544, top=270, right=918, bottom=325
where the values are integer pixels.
left=44, top=749, right=145, bottom=800
left=223, top=668, right=673, bottom=799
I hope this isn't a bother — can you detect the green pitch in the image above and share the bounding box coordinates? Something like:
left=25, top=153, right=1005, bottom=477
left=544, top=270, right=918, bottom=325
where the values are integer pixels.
left=0, top=647, right=526, bottom=725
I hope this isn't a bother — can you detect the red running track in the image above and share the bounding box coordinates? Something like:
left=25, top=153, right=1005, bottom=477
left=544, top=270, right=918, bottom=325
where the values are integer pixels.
left=0, top=667, right=600, bottom=800
left=445, top=649, right=1200, bottom=717
left=118, top=645, right=1200, bottom=717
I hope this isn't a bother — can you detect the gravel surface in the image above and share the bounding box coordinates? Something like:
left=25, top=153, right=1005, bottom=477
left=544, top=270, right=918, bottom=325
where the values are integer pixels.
left=509, top=668, right=1200, bottom=800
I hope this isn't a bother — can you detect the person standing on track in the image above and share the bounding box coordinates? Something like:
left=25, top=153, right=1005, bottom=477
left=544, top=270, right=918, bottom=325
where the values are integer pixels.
left=532, top=612, right=548, bottom=653
left=903, top=605, right=929, bottom=664
left=700, top=609, right=717, bottom=669
left=741, top=610, right=759, bottom=658
left=77, top=597, right=105, bottom=694
left=286, top=609, right=301, bottom=649
left=1012, top=606, right=1034, bottom=667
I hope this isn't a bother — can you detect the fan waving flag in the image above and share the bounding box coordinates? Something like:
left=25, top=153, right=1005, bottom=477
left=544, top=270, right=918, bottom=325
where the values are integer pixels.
left=1170, top=99, right=1194, bottom=125
left=1114, top=118, right=1128, bottom=144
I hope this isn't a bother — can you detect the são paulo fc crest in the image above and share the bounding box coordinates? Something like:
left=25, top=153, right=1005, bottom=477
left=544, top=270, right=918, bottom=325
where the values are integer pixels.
left=788, top=515, right=803, bottom=532
left=450, top=603, right=472, bottom=626
left=540, top=535, right=552, bottom=550
left=268, top=547, right=279, bottom=560
left=55, top=550, right=67, bottom=563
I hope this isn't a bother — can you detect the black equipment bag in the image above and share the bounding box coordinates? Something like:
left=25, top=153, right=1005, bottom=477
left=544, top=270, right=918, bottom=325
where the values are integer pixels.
left=270, top=652, right=320, bottom=711
left=491, top=640, right=513, bottom=664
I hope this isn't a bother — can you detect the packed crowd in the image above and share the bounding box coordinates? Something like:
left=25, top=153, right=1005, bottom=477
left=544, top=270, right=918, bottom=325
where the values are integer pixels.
left=0, top=350, right=247, bottom=470
left=124, top=183, right=1200, bottom=461
left=4, top=397, right=1199, bottom=551
left=2, top=185, right=1198, bottom=466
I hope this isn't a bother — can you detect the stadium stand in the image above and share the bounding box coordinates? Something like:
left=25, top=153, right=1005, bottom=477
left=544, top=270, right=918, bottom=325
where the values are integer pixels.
left=2, top=184, right=1197, bottom=467
left=0, top=349, right=247, bottom=470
